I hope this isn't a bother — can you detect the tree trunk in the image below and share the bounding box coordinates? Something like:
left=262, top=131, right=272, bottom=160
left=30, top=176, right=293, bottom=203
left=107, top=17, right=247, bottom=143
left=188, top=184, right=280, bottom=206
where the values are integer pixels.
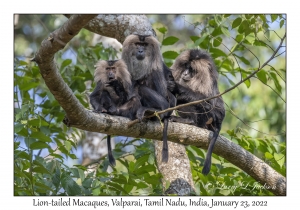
left=155, top=141, right=195, bottom=195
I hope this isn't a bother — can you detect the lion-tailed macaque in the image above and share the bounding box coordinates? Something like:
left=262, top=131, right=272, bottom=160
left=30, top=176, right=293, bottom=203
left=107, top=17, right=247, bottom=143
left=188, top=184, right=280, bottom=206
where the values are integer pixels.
left=170, top=49, right=225, bottom=175
left=89, top=59, right=142, bottom=166
left=122, top=34, right=177, bottom=162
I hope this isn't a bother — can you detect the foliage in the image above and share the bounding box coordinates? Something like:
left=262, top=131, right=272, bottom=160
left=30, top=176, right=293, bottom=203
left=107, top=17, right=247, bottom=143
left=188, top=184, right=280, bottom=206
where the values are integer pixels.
left=14, top=14, right=286, bottom=196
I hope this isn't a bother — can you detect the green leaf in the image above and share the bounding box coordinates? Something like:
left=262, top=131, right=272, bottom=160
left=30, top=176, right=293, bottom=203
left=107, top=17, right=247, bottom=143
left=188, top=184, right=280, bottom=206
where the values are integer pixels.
left=235, top=34, right=244, bottom=43
left=35, top=182, right=53, bottom=192
left=209, top=48, right=227, bottom=58
left=209, top=19, right=217, bottom=27
left=253, top=40, right=268, bottom=48
left=30, top=132, right=52, bottom=143
left=69, top=154, right=78, bottom=159
left=82, top=178, right=93, bottom=188
left=211, top=27, right=222, bottom=37
left=28, top=118, right=49, bottom=127
left=165, top=180, right=171, bottom=190
left=118, top=159, right=129, bottom=168
left=186, top=148, right=196, bottom=163
left=74, top=165, right=87, bottom=171
left=111, top=175, right=128, bottom=185
left=221, top=59, right=234, bottom=72
left=17, top=127, right=29, bottom=137
left=245, top=33, right=255, bottom=45
left=213, top=37, right=222, bottom=47
left=265, top=152, right=273, bottom=159
left=162, top=36, right=179, bottom=46
left=219, top=189, right=231, bottom=195
left=51, top=153, right=64, bottom=160
left=269, top=72, right=282, bottom=93
left=61, top=172, right=82, bottom=196
left=189, top=145, right=205, bottom=158
left=65, top=140, right=72, bottom=152
left=157, top=27, right=167, bottom=35
left=220, top=167, right=239, bottom=174
left=19, top=81, right=39, bottom=91
left=190, top=36, right=199, bottom=43
left=194, top=34, right=208, bottom=46
left=244, top=14, right=252, bottom=19
left=136, top=182, right=148, bottom=189
left=78, top=169, right=85, bottom=182
left=242, top=72, right=251, bottom=88
left=52, top=168, right=61, bottom=189
left=224, top=14, right=231, bottom=18
left=14, top=123, right=24, bottom=133
left=30, top=141, right=50, bottom=150
left=148, top=153, right=155, bottom=165
left=135, top=165, right=156, bottom=175
left=106, top=182, right=128, bottom=195
left=128, top=161, right=135, bottom=173
left=162, top=51, right=179, bottom=59
left=70, top=168, right=80, bottom=178
left=256, top=70, right=268, bottom=84
left=144, top=174, right=161, bottom=186
left=237, top=23, right=244, bottom=34
left=19, top=60, right=28, bottom=66
left=134, top=154, right=149, bottom=170
left=33, top=166, right=51, bottom=175
left=123, top=184, right=134, bottom=194
left=221, top=26, right=230, bottom=37
left=280, top=20, right=285, bottom=28
left=61, top=59, right=72, bottom=70
left=274, top=153, right=285, bottom=168
left=271, top=14, right=278, bottom=22
left=76, top=64, right=86, bottom=72
left=234, top=54, right=250, bottom=65
left=15, top=151, right=30, bottom=160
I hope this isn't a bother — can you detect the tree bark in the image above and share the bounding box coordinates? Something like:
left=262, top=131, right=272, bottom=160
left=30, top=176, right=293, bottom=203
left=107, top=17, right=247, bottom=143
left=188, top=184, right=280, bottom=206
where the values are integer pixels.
left=34, top=14, right=286, bottom=196
left=64, top=14, right=154, bottom=43
left=155, top=141, right=195, bottom=195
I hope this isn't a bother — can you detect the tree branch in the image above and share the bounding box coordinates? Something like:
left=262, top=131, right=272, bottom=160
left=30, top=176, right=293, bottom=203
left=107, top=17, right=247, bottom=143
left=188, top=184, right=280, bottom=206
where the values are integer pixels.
left=64, top=14, right=155, bottom=43
left=34, top=15, right=286, bottom=196
left=74, top=111, right=285, bottom=195
left=34, top=14, right=97, bottom=124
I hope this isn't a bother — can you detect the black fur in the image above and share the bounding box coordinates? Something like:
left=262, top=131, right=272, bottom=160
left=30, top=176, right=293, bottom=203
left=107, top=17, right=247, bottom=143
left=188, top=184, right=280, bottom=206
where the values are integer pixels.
left=89, top=59, right=142, bottom=166
left=170, top=49, right=225, bottom=175
left=122, top=35, right=177, bottom=162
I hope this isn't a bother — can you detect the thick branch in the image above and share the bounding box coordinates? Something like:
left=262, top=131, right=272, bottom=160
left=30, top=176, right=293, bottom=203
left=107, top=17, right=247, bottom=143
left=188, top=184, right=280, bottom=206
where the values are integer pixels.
left=34, top=15, right=285, bottom=196
left=64, top=14, right=155, bottom=43
left=72, top=111, right=286, bottom=196
left=34, top=14, right=97, bottom=124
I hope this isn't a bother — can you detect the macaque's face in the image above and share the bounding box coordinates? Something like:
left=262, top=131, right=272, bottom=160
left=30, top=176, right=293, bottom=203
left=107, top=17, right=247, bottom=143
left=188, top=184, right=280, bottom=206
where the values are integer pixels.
left=135, top=42, right=148, bottom=60
left=106, top=66, right=116, bottom=81
left=178, top=62, right=197, bottom=86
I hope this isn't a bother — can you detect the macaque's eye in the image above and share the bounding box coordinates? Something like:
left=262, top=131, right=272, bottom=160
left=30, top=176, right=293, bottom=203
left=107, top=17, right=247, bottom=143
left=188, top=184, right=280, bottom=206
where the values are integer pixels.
left=135, top=43, right=148, bottom=47
left=184, top=63, right=191, bottom=69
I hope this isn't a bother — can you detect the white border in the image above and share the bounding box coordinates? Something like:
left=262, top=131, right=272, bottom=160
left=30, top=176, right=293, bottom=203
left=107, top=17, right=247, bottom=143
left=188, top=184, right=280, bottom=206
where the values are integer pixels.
left=4, top=1, right=297, bottom=209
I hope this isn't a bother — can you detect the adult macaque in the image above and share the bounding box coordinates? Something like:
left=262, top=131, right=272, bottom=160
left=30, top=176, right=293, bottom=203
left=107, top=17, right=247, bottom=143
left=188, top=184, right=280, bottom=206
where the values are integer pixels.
left=170, top=49, right=225, bottom=175
left=122, top=34, right=177, bottom=162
